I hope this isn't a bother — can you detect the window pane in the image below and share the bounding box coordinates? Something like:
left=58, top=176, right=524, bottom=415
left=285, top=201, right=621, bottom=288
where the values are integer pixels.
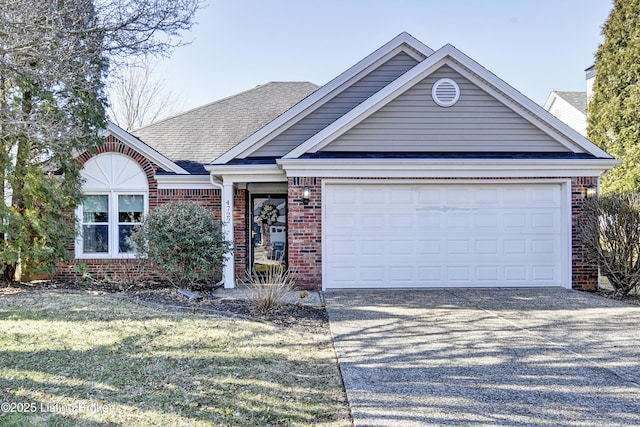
left=83, top=225, right=108, bottom=253
left=119, top=225, right=136, bottom=253
left=119, top=195, right=144, bottom=223
left=83, top=195, right=108, bottom=223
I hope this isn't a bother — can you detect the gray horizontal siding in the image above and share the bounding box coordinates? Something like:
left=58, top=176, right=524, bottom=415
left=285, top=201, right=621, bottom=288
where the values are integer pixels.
left=250, top=52, right=419, bottom=157
left=324, top=66, right=572, bottom=153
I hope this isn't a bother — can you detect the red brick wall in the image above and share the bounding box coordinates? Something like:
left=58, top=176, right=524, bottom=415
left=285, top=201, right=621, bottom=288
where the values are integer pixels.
left=57, top=136, right=229, bottom=283
left=287, top=177, right=322, bottom=289
left=571, top=176, right=599, bottom=291
left=156, top=188, right=221, bottom=217
left=234, top=189, right=249, bottom=279
left=287, top=176, right=600, bottom=291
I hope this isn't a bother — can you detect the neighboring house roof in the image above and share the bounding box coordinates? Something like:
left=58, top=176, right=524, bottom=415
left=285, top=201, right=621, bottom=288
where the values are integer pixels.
left=553, top=91, right=587, bottom=114
left=131, top=81, right=319, bottom=173
left=544, top=91, right=588, bottom=137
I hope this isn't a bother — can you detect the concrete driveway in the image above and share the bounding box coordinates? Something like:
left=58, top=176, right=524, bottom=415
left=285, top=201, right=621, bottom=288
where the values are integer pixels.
left=324, top=288, right=640, bottom=427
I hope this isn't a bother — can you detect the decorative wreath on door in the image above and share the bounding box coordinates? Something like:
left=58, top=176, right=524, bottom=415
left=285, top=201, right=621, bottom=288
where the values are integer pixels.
left=257, top=203, right=279, bottom=226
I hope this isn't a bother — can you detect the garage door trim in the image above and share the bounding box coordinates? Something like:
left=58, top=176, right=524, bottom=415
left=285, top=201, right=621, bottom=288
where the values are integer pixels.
left=321, top=179, right=572, bottom=290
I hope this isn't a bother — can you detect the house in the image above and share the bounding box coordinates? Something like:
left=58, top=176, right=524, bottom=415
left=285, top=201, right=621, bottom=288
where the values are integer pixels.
left=62, top=32, right=618, bottom=291
left=544, top=91, right=587, bottom=136
left=543, top=65, right=597, bottom=137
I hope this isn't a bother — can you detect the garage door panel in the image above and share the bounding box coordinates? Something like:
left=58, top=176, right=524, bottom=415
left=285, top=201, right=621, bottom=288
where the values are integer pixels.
left=361, top=240, right=385, bottom=255
left=475, top=240, right=499, bottom=254
left=361, top=188, right=385, bottom=204
left=418, top=240, right=441, bottom=254
left=324, top=183, right=566, bottom=289
left=447, top=240, right=470, bottom=254
left=447, top=212, right=471, bottom=228
left=532, top=266, right=556, bottom=281
left=391, top=214, right=413, bottom=228
left=476, top=266, right=499, bottom=281
left=447, top=266, right=470, bottom=281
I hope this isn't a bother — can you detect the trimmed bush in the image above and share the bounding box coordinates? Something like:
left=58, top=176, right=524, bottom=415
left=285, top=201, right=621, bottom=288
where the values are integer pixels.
left=580, top=193, right=640, bottom=295
left=132, top=202, right=231, bottom=288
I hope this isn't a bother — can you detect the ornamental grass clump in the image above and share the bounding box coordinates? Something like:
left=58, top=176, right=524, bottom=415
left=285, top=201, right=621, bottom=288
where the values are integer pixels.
left=132, top=201, right=231, bottom=288
left=245, top=265, right=296, bottom=315
left=580, top=193, right=640, bottom=295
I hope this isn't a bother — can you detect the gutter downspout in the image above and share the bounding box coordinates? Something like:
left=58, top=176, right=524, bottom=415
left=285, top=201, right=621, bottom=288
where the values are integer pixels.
left=209, top=174, right=235, bottom=288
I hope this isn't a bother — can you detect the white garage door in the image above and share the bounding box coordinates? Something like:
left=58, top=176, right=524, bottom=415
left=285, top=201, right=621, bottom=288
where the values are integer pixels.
left=323, top=182, right=568, bottom=289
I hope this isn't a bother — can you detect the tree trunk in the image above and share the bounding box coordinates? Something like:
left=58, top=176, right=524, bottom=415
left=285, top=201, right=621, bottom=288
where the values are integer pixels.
left=7, top=88, right=33, bottom=281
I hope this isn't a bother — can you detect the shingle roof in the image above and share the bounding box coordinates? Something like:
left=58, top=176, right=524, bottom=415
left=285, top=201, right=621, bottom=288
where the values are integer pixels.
left=554, top=91, right=587, bottom=115
left=132, top=82, right=319, bottom=171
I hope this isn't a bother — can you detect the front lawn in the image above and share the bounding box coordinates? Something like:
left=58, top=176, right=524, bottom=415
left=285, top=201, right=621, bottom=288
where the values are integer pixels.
left=0, top=290, right=350, bottom=426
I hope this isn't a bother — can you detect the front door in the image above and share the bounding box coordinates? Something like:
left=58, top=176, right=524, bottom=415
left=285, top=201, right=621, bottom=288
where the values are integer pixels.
left=251, top=195, right=287, bottom=272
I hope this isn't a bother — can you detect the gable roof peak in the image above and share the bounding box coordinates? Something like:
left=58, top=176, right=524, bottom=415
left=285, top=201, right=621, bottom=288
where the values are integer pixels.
left=212, top=33, right=434, bottom=164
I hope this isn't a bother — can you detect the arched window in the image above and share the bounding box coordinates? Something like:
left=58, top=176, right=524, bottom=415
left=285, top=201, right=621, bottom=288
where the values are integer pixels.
left=76, top=153, right=149, bottom=258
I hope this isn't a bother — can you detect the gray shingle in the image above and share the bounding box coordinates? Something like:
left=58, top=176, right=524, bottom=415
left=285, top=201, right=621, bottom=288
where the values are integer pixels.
left=132, top=82, right=319, bottom=165
left=554, top=91, right=587, bottom=115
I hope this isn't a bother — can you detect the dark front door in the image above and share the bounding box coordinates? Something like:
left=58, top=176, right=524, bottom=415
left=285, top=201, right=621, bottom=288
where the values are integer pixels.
left=251, top=195, right=287, bottom=272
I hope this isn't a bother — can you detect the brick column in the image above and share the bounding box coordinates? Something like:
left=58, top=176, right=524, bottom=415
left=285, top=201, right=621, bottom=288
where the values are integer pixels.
left=287, top=177, right=322, bottom=290
left=571, top=176, right=599, bottom=291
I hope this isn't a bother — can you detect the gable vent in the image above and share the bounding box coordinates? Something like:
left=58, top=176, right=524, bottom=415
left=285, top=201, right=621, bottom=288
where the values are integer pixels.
left=432, top=78, right=460, bottom=107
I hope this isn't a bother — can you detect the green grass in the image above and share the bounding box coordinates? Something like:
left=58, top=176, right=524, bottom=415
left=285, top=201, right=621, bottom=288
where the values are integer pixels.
left=0, top=290, right=350, bottom=426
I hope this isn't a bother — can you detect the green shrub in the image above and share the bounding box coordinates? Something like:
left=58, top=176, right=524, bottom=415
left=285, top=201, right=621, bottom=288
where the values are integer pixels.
left=580, top=193, right=640, bottom=295
left=132, top=202, right=231, bottom=288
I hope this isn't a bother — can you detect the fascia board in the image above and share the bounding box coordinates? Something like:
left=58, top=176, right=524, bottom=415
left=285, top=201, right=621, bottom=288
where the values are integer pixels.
left=104, top=122, right=189, bottom=174
left=212, top=33, right=434, bottom=165
left=543, top=93, right=558, bottom=110
left=156, top=174, right=216, bottom=189
left=277, top=158, right=620, bottom=178
left=443, top=48, right=611, bottom=159
left=205, top=164, right=286, bottom=184
left=283, top=46, right=456, bottom=159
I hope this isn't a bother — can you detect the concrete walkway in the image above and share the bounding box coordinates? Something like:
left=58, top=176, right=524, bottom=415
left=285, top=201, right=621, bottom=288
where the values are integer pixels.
left=324, top=288, right=640, bottom=427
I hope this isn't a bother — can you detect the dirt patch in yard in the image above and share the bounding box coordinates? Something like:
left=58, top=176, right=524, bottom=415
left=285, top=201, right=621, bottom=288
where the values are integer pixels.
left=0, top=280, right=328, bottom=333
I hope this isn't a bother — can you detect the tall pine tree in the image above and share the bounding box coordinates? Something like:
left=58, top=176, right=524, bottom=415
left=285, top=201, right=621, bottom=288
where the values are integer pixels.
left=588, top=0, right=640, bottom=193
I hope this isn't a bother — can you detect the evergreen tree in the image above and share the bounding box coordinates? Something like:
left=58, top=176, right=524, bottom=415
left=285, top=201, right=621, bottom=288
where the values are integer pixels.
left=0, top=0, right=200, bottom=280
left=588, top=0, right=640, bottom=193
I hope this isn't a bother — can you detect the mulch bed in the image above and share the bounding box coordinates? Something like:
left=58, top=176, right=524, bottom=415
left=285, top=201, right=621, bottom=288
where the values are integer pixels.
left=0, top=280, right=329, bottom=333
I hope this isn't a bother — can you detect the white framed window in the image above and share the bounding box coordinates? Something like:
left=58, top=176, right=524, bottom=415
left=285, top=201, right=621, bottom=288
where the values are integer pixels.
left=76, top=153, right=149, bottom=259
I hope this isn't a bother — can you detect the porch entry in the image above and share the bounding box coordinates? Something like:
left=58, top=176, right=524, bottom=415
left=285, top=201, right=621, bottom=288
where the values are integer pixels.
left=251, top=194, right=287, bottom=272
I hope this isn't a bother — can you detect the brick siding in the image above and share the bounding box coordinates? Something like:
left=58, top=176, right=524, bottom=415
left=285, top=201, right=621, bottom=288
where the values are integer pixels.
left=56, top=136, right=237, bottom=283
left=287, top=178, right=322, bottom=289
left=63, top=137, right=600, bottom=291
left=571, top=176, right=599, bottom=291
left=287, top=176, right=600, bottom=291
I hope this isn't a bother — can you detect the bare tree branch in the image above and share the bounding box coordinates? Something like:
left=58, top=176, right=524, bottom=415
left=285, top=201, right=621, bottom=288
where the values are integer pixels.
left=108, top=58, right=183, bottom=130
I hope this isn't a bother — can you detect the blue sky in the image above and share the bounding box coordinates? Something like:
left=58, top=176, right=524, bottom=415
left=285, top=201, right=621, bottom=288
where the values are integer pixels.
left=158, top=0, right=612, bottom=111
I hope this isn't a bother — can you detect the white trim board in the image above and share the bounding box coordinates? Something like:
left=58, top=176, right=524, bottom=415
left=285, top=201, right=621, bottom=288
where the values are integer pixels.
left=278, top=158, right=619, bottom=178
